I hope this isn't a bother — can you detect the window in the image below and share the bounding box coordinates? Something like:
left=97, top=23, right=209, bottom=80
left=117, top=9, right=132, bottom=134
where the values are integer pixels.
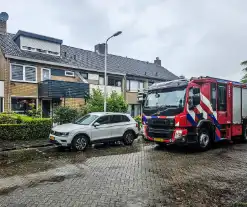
left=42, top=68, right=51, bottom=81
left=0, top=98, right=3, bottom=112
left=111, top=115, right=122, bottom=123
left=128, top=104, right=141, bottom=117
left=99, top=76, right=104, bottom=85
left=108, top=77, right=122, bottom=87
left=139, top=82, right=144, bottom=90
left=126, top=80, right=144, bottom=92
left=110, top=115, right=130, bottom=123
left=122, top=115, right=130, bottom=122
left=25, top=66, right=36, bottom=82
left=11, top=64, right=37, bottom=82
left=11, top=65, right=23, bottom=81
left=75, top=115, right=98, bottom=125
left=79, top=72, right=88, bottom=79
left=65, top=71, right=74, bottom=77
left=11, top=97, right=37, bottom=114
left=211, top=83, right=217, bottom=111
left=217, top=84, right=227, bottom=111
left=96, top=116, right=110, bottom=125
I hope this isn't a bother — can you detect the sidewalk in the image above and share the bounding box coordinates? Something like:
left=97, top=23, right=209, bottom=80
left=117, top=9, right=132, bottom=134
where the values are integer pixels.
left=0, top=139, right=53, bottom=152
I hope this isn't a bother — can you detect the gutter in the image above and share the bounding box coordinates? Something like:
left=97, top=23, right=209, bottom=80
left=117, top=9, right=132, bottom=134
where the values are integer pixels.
left=5, top=54, right=126, bottom=76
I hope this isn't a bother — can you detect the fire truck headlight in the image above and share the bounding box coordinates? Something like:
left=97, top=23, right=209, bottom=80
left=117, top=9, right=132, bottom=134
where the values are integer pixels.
left=174, top=129, right=187, bottom=139
left=174, top=130, right=183, bottom=139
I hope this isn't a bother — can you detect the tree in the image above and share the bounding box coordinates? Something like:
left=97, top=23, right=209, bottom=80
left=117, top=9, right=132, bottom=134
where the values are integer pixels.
left=86, top=88, right=128, bottom=113
left=241, top=60, right=247, bottom=83
left=107, top=91, right=128, bottom=113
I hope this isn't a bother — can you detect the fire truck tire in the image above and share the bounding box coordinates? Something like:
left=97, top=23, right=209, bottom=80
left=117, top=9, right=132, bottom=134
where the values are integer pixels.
left=197, top=128, right=211, bottom=151
left=241, top=129, right=247, bottom=142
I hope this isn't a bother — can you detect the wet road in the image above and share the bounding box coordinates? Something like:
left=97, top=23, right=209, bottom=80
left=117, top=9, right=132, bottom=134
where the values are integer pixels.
left=1, top=139, right=247, bottom=206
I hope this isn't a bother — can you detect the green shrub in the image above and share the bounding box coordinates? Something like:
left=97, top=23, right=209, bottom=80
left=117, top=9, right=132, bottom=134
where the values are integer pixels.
left=85, top=88, right=128, bottom=113
left=53, top=106, right=79, bottom=124
left=0, top=114, right=52, bottom=140
left=134, top=115, right=142, bottom=130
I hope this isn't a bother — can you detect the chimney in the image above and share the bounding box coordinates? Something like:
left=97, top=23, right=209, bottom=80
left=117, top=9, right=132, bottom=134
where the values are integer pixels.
left=0, top=12, right=9, bottom=34
left=154, top=57, right=161, bottom=66
left=95, top=43, right=107, bottom=55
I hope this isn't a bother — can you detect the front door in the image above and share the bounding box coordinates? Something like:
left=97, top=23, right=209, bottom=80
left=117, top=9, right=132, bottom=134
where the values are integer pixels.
left=91, top=115, right=112, bottom=141
left=42, top=100, right=51, bottom=118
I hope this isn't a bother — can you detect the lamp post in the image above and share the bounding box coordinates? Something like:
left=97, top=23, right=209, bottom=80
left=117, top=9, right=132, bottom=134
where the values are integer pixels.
left=104, top=31, right=122, bottom=112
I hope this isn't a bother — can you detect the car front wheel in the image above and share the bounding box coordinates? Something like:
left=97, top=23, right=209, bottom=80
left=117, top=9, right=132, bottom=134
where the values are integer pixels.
left=123, top=131, right=135, bottom=145
left=72, top=135, right=89, bottom=151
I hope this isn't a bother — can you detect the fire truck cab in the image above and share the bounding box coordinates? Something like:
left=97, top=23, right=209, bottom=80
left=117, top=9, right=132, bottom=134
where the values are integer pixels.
left=140, top=76, right=247, bottom=150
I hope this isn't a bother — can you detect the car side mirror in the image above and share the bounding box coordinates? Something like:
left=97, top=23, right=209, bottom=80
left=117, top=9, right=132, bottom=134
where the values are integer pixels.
left=93, top=122, right=100, bottom=127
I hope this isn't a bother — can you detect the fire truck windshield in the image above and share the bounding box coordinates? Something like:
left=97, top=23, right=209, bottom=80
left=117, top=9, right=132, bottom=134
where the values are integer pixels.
left=145, top=87, right=186, bottom=108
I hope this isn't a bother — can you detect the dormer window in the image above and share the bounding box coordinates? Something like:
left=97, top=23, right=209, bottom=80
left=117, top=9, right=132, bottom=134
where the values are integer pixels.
left=64, top=52, right=67, bottom=57
left=74, top=55, right=76, bottom=60
left=13, top=30, right=63, bottom=57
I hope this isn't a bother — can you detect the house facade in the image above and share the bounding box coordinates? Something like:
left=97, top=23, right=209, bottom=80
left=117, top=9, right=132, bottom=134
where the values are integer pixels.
left=0, top=12, right=178, bottom=117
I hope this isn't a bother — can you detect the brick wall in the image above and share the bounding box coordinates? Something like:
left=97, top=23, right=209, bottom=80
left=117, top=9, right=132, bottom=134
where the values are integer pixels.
left=10, top=82, right=38, bottom=97
left=63, top=98, right=85, bottom=109
left=0, top=20, right=6, bottom=34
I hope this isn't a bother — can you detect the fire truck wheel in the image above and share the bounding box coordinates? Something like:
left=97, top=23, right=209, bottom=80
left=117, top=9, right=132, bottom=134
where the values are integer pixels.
left=198, top=129, right=211, bottom=150
left=242, top=129, right=247, bottom=142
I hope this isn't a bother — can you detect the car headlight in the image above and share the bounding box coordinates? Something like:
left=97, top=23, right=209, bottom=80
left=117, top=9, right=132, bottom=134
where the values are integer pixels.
left=60, top=132, right=69, bottom=137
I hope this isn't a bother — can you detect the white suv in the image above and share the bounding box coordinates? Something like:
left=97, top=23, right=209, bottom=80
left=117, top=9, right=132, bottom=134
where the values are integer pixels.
left=49, top=112, right=139, bottom=151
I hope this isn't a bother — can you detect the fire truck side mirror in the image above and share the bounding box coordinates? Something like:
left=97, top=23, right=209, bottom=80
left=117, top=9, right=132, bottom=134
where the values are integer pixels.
left=192, top=88, right=200, bottom=95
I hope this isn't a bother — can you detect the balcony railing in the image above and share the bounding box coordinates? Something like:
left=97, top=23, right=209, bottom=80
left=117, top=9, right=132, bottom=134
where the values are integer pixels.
left=38, top=80, right=89, bottom=98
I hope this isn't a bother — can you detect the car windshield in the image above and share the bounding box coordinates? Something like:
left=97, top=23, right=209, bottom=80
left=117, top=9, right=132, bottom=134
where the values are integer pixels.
left=74, top=114, right=98, bottom=125
left=145, top=87, right=186, bottom=108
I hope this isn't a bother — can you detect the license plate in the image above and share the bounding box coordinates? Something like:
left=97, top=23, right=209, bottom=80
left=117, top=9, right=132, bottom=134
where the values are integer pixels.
left=50, top=136, right=55, bottom=140
left=154, top=138, right=163, bottom=142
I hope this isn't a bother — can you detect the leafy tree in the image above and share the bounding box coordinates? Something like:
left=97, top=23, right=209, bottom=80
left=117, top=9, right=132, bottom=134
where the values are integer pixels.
left=86, top=88, right=104, bottom=112
left=86, top=88, right=128, bottom=113
left=107, top=91, right=128, bottom=113
left=241, top=60, right=247, bottom=83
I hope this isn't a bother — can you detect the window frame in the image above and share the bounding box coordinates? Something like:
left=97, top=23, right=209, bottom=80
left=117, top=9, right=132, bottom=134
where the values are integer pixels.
left=217, top=83, right=227, bottom=111
left=211, top=83, right=217, bottom=111
left=126, top=80, right=144, bottom=92
left=79, top=72, right=88, bottom=80
left=65, top=70, right=75, bottom=77
left=41, top=68, right=51, bottom=81
left=108, top=76, right=122, bottom=87
left=11, top=96, right=38, bottom=114
left=94, top=115, right=111, bottom=125
left=11, top=64, right=37, bottom=83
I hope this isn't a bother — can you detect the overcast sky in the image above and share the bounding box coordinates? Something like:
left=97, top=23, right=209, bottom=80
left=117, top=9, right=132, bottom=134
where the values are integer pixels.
left=1, top=0, right=247, bottom=81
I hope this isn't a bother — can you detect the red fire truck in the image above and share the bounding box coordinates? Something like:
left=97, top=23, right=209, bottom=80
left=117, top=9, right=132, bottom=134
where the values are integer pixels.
left=140, top=77, right=247, bottom=150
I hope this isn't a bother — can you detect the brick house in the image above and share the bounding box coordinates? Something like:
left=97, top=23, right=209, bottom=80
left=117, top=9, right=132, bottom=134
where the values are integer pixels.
left=0, top=12, right=178, bottom=117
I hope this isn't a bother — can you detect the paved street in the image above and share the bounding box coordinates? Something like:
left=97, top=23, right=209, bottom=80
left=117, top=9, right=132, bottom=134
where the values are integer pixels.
left=1, top=140, right=247, bottom=206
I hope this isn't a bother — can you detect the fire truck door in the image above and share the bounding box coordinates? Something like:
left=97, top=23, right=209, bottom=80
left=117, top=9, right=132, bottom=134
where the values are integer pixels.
left=217, top=83, right=229, bottom=124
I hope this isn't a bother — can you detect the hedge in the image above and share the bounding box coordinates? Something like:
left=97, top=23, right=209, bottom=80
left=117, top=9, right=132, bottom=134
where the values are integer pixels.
left=0, top=115, right=52, bottom=140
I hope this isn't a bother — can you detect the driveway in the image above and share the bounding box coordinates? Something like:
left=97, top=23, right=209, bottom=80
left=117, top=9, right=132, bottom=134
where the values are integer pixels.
left=0, top=139, right=247, bottom=206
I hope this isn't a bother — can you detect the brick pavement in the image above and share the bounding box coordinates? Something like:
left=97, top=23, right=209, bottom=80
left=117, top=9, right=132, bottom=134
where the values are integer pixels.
left=1, top=142, right=247, bottom=206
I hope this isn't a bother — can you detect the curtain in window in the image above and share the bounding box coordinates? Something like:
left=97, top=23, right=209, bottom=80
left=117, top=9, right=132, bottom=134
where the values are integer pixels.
left=12, top=65, right=23, bottom=80
left=25, top=66, right=36, bottom=82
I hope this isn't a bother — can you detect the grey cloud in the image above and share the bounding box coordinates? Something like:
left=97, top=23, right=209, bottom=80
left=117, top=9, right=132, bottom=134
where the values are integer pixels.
left=1, top=0, right=247, bottom=80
